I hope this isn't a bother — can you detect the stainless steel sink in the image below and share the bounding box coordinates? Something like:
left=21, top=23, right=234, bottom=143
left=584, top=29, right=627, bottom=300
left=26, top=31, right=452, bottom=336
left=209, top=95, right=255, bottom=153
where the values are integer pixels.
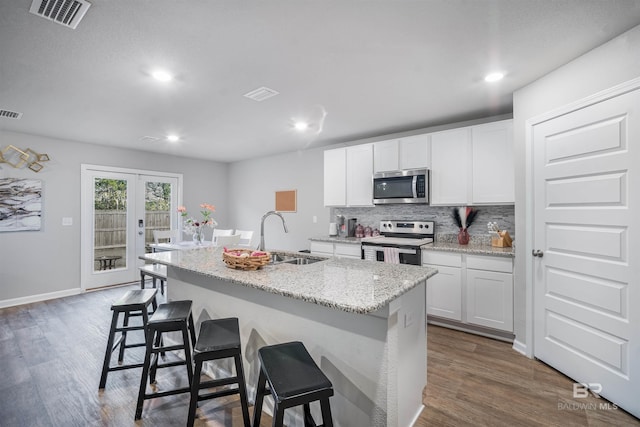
left=270, top=253, right=325, bottom=265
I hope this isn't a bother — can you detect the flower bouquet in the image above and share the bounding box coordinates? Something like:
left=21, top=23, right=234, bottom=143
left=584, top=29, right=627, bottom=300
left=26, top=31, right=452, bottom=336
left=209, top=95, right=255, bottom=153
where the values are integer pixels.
left=452, top=206, right=478, bottom=245
left=178, top=203, right=218, bottom=244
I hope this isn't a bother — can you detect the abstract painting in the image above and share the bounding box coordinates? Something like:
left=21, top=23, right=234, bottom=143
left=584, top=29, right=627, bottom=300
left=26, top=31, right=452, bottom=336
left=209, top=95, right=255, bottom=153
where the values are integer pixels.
left=0, top=178, right=42, bottom=231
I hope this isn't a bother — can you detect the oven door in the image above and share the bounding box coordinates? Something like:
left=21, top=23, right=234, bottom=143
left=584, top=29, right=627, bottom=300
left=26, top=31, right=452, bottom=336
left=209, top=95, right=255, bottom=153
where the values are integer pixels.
left=362, top=243, right=421, bottom=265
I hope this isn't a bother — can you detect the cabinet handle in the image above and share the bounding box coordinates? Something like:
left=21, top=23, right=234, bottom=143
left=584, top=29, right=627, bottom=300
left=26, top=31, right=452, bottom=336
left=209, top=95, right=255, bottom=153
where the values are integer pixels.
left=531, top=249, right=544, bottom=258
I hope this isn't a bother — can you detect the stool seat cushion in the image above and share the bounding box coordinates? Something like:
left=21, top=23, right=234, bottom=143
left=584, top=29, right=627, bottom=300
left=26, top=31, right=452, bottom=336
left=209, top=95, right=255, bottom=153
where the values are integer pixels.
left=111, top=289, right=158, bottom=310
left=149, top=300, right=192, bottom=325
left=258, top=341, right=332, bottom=400
left=195, top=318, right=241, bottom=354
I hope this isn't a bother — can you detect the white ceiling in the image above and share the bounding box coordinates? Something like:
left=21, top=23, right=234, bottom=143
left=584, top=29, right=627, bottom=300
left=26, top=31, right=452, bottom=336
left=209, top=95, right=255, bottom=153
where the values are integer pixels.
left=1, top=1, right=640, bottom=163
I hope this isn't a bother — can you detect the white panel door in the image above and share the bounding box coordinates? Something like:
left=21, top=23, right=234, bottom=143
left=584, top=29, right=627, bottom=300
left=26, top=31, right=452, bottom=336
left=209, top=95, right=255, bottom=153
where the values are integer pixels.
left=399, top=134, right=429, bottom=170
left=466, top=269, right=513, bottom=332
left=373, top=139, right=399, bottom=172
left=425, top=265, right=462, bottom=321
left=533, top=88, right=639, bottom=417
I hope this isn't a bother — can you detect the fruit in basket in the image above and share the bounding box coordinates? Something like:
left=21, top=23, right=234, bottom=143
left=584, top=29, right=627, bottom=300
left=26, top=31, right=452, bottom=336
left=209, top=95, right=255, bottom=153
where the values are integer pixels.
left=251, top=251, right=267, bottom=257
left=240, top=253, right=250, bottom=258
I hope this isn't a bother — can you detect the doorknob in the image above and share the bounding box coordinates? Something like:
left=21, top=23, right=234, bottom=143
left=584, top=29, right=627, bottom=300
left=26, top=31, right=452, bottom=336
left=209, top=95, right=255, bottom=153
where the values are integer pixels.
left=532, top=249, right=544, bottom=257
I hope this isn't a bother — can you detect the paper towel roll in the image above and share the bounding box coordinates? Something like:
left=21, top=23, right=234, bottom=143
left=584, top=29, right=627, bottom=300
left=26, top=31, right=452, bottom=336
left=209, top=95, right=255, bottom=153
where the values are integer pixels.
left=329, top=223, right=337, bottom=236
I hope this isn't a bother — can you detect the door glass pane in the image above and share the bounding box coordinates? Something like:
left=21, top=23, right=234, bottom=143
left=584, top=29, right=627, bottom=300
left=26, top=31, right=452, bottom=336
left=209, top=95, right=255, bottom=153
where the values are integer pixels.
left=144, top=181, right=172, bottom=253
left=93, top=178, right=127, bottom=272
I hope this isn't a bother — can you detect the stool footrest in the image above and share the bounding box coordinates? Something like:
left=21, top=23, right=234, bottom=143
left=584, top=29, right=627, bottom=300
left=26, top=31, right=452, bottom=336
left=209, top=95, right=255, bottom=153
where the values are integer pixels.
left=198, top=386, right=240, bottom=402
left=109, top=362, right=144, bottom=372
left=144, top=387, right=191, bottom=400
left=198, top=376, right=239, bottom=390
left=152, top=344, right=185, bottom=353
left=114, top=325, right=145, bottom=333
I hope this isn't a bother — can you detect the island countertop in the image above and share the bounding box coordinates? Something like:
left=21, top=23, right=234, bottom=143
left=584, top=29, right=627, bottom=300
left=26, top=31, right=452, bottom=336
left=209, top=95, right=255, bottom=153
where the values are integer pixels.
left=141, top=247, right=437, bottom=314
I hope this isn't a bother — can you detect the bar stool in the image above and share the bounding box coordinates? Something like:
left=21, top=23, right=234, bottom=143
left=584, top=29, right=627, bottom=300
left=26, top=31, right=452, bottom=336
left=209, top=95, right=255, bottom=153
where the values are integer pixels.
left=139, top=264, right=167, bottom=295
left=99, top=288, right=158, bottom=389
left=186, top=318, right=251, bottom=427
left=253, top=341, right=334, bottom=427
left=134, top=300, right=197, bottom=420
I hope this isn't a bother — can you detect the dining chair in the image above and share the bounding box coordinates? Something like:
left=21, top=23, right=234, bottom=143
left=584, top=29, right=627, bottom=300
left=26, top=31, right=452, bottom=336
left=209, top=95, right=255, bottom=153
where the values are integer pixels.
left=153, top=229, right=180, bottom=244
left=235, top=230, right=254, bottom=248
left=215, top=234, right=241, bottom=248
left=211, top=229, right=234, bottom=245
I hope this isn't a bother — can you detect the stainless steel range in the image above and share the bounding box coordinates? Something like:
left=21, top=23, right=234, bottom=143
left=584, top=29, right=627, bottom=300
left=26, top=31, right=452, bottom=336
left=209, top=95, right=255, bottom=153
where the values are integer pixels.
left=361, top=220, right=434, bottom=265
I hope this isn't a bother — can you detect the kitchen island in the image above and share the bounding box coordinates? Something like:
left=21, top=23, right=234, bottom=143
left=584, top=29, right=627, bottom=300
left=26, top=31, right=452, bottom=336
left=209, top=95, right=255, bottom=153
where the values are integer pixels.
left=141, top=247, right=437, bottom=427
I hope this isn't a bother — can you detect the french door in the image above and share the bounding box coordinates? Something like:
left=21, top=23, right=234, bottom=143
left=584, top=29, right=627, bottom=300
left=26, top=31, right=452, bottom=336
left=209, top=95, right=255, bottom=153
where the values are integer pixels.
left=532, top=85, right=639, bottom=417
left=81, top=165, right=182, bottom=289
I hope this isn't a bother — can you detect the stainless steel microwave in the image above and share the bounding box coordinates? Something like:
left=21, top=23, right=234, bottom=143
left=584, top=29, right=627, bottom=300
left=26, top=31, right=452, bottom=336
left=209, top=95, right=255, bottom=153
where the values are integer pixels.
left=372, top=169, right=429, bottom=205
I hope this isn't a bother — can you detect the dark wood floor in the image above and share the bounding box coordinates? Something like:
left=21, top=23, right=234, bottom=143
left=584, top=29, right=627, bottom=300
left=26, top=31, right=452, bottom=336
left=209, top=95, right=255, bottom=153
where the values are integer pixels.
left=0, top=283, right=638, bottom=426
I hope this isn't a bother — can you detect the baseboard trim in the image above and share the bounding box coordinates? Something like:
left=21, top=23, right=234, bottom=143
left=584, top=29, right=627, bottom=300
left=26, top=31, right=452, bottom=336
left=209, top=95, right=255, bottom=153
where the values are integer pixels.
left=0, top=288, right=82, bottom=309
left=427, top=318, right=515, bottom=343
left=512, top=339, right=528, bottom=357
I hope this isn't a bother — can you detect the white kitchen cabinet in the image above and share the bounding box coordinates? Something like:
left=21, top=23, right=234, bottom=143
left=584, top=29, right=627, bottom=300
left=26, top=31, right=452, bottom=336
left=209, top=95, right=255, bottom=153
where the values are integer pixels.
left=323, top=144, right=373, bottom=207
left=373, top=135, right=429, bottom=173
left=430, top=128, right=470, bottom=205
left=323, top=148, right=347, bottom=206
left=471, top=120, right=514, bottom=204
left=373, top=139, right=399, bottom=172
left=346, top=144, right=374, bottom=206
left=423, top=250, right=513, bottom=334
left=466, top=267, right=513, bottom=332
left=399, top=134, right=429, bottom=170
left=310, top=241, right=361, bottom=259
left=430, top=119, right=514, bottom=205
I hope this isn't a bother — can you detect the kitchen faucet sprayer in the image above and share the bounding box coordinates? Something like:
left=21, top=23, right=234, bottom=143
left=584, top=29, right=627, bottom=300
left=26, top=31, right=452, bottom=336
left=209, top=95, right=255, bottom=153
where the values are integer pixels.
left=259, top=211, right=288, bottom=251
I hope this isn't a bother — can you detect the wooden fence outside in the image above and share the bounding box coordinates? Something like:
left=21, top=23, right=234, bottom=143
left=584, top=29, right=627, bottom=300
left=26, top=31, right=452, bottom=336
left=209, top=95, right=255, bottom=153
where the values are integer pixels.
left=94, top=210, right=171, bottom=250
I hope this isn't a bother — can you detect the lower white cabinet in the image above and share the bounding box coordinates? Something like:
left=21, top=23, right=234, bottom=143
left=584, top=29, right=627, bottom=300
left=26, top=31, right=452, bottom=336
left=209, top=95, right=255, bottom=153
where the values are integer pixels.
left=310, top=241, right=361, bottom=259
left=423, top=251, right=514, bottom=333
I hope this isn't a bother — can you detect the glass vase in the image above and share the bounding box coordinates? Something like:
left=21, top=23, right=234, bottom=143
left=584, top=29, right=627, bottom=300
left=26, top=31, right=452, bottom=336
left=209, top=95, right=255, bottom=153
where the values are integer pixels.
left=457, top=228, right=470, bottom=245
left=193, top=228, right=204, bottom=245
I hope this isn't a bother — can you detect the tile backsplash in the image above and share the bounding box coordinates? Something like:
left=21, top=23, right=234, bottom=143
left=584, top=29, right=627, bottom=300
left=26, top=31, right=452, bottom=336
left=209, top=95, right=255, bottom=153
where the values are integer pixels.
left=333, top=204, right=515, bottom=243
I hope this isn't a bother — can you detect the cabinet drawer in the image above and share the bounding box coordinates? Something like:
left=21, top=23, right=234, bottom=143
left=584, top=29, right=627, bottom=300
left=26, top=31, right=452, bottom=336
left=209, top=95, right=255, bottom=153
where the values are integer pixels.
left=334, top=243, right=362, bottom=258
left=310, top=241, right=334, bottom=255
left=466, top=255, right=513, bottom=273
left=422, top=251, right=462, bottom=267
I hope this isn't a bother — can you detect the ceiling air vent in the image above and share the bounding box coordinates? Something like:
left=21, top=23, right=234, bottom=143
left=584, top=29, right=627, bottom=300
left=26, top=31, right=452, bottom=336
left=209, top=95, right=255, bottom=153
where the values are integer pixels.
left=140, top=136, right=161, bottom=143
left=29, top=0, right=91, bottom=29
left=243, top=86, right=279, bottom=102
left=0, top=109, right=23, bottom=120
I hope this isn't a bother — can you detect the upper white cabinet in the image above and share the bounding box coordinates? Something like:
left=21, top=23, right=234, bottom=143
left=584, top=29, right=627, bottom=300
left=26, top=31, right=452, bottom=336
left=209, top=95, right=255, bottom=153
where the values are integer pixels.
left=323, top=148, right=347, bottom=206
left=430, top=119, right=514, bottom=205
left=324, top=144, right=374, bottom=207
left=471, top=120, right=514, bottom=204
left=430, top=128, right=470, bottom=205
left=373, top=134, right=429, bottom=172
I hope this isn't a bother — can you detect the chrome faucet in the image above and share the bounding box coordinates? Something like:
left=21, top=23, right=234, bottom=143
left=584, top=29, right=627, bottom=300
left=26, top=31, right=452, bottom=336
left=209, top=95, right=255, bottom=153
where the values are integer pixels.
left=259, top=211, right=289, bottom=251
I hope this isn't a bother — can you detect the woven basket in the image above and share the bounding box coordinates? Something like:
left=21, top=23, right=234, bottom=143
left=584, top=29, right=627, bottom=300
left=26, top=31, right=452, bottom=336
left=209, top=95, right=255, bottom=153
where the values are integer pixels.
left=222, top=248, right=271, bottom=270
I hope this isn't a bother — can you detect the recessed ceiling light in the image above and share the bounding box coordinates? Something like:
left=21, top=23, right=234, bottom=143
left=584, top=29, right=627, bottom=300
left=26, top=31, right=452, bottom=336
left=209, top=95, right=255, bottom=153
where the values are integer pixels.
left=152, top=70, right=173, bottom=82
left=484, top=72, right=504, bottom=83
left=167, top=134, right=180, bottom=142
left=294, top=121, right=309, bottom=131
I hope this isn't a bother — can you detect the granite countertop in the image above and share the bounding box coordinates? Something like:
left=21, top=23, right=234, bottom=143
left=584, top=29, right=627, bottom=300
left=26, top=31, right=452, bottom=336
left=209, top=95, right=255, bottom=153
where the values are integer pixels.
left=141, top=247, right=437, bottom=315
left=423, top=241, right=515, bottom=257
left=311, top=235, right=515, bottom=257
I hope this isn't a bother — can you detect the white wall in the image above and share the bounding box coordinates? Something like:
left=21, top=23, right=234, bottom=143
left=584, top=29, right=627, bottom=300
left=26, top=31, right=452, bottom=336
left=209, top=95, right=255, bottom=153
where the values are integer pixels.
left=0, top=130, right=228, bottom=303
left=228, top=147, right=329, bottom=252
left=512, top=24, right=640, bottom=348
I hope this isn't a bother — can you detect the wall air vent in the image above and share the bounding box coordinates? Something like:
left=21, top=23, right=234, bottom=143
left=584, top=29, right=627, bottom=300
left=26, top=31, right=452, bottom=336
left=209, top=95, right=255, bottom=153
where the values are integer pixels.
left=29, top=0, right=91, bottom=29
left=140, top=136, right=161, bottom=143
left=0, top=109, right=23, bottom=120
left=243, top=86, right=279, bottom=102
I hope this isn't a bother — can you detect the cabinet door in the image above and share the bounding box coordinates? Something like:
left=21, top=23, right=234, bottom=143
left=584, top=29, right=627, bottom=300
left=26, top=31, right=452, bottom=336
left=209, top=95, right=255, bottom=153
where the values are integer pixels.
left=334, top=243, right=361, bottom=259
left=471, top=120, right=514, bottom=204
left=373, top=139, right=399, bottom=172
left=323, top=148, right=346, bottom=206
left=346, top=144, right=374, bottom=206
left=399, top=134, right=429, bottom=170
left=425, top=265, right=462, bottom=321
left=466, top=269, right=513, bottom=332
left=310, top=241, right=334, bottom=256
left=430, top=128, right=470, bottom=205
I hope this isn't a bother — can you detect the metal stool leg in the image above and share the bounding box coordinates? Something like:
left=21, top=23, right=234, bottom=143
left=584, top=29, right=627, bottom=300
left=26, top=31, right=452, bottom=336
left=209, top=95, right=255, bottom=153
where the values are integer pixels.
left=252, top=368, right=267, bottom=427
left=99, top=310, right=120, bottom=389
left=187, top=358, right=203, bottom=427
left=135, top=326, right=155, bottom=420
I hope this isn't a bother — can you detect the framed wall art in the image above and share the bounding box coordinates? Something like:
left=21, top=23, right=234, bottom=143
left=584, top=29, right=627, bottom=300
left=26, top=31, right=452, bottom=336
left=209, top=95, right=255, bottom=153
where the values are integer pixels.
left=0, top=178, right=42, bottom=231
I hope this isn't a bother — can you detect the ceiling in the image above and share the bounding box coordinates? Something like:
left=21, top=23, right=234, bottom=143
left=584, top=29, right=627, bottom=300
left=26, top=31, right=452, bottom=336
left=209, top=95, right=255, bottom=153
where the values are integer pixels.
left=1, top=1, right=640, bottom=163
